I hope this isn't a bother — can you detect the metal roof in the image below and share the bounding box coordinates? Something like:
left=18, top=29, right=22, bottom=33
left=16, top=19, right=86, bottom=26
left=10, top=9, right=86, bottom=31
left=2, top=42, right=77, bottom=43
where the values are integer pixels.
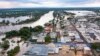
left=24, top=45, right=48, bottom=56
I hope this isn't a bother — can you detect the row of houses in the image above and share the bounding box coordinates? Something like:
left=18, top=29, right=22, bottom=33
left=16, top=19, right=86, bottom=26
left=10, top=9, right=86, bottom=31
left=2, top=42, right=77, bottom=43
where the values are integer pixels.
left=23, top=43, right=92, bottom=56
left=76, top=17, right=100, bottom=43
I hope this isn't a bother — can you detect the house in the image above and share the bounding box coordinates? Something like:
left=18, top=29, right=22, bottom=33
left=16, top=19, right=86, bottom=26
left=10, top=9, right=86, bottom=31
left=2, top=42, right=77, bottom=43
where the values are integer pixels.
left=50, top=32, right=57, bottom=38
left=44, top=23, right=53, bottom=33
left=50, top=32, right=57, bottom=42
left=77, top=18, right=87, bottom=28
left=60, top=36, right=71, bottom=43
left=44, top=27, right=51, bottom=33
left=83, top=47, right=92, bottom=56
left=47, top=43, right=59, bottom=54
left=37, top=38, right=45, bottom=43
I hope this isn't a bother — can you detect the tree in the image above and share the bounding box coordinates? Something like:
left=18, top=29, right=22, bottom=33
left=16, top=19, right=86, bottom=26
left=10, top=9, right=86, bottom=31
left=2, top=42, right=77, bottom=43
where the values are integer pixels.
left=1, top=40, right=9, bottom=50
left=2, top=20, right=6, bottom=23
left=6, top=20, right=10, bottom=25
left=5, top=27, right=32, bottom=41
left=5, top=30, right=19, bottom=38
left=7, top=46, right=20, bottom=56
left=45, top=35, right=51, bottom=43
left=21, top=36, right=28, bottom=41
left=19, top=27, right=31, bottom=36
left=19, top=27, right=32, bottom=40
left=91, top=43, right=100, bottom=49
left=13, top=46, right=20, bottom=53
left=32, top=25, right=44, bottom=32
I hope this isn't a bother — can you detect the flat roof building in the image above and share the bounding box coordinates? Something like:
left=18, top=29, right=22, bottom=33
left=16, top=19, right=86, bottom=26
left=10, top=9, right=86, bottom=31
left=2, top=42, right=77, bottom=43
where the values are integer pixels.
left=23, top=45, right=48, bottom=56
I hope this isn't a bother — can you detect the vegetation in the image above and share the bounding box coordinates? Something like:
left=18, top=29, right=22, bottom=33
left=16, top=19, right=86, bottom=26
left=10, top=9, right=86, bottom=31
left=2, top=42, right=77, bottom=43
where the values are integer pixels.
left=5, top=27, right=31, bottom=41
left=2, top=38, right=6, bottom=41
left=0, top=10, right=49, bottom=25
left=5, top=30, right=19, bottom=38
left=7, top=46, right=20, bottom=56
left=19, top=27, right=32, bottom=40
left=0, top=20, right=10, bottom=25
left=31, top=25, right=44, bottom=32
left=5, top=25, right=44, bottom=41
left=0, top=9, right=49, bottom=18
left=91, top=43, right=100, bottom=49
left=1, top=40, right=9, bottom=50
left=45, top=35, right=51, bottom=43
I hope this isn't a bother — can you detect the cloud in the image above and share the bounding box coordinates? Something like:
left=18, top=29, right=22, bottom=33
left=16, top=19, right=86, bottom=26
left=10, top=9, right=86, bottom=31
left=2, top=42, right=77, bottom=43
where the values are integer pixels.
left=0, top=0, right=100, bottom=8
left=0, top=1, right=42, bottom=8
left=0, top=1, right=14, bottom=8
left=80, top=0, right=100, bottom=7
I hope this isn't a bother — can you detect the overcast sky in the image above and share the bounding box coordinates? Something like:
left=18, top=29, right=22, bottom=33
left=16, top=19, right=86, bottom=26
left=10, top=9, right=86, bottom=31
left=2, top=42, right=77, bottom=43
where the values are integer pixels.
left=0, top=0, right=100, bottom=8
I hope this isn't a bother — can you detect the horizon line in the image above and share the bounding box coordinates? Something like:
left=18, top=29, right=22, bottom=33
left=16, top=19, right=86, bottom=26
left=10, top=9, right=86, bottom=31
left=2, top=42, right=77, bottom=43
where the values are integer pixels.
left=0, top=7, right=100, bottom=9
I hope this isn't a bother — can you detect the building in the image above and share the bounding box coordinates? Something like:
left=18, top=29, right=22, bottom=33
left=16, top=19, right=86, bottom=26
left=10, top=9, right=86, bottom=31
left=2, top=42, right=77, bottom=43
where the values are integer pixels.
left=44, top=23, right=53, bottom=33
left=23, top=45, right=48, bottom=56
left=83, top=47, right=92, bottom=56
left=47, top=43, right=59, bottom=54
left=23, top=43, right=59, bottom=56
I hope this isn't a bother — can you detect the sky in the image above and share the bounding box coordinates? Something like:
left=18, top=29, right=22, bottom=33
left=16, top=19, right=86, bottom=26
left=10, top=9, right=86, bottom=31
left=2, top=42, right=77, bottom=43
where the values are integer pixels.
left=0, top=0, right=100, bottom=8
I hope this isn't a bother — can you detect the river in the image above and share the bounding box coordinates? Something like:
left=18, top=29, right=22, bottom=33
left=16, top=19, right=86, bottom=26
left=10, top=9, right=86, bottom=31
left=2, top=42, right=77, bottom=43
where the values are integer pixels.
left=0, top=11, right=54, bottom=33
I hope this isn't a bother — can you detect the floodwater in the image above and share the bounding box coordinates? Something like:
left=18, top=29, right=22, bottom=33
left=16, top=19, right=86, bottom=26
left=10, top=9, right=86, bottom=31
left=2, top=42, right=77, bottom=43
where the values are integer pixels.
left=0, top=16, right=30, bottom=23
left=0, top=11, right=54, bottom=33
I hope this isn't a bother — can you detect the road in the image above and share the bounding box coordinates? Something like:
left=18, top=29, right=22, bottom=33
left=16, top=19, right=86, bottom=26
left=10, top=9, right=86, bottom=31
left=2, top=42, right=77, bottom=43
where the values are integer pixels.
left=70, top=22, right=96, bottom=56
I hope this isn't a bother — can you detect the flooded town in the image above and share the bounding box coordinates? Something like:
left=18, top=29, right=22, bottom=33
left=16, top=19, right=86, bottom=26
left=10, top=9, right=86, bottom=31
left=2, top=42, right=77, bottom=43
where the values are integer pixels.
left=0, top=0, right=100, bottom=56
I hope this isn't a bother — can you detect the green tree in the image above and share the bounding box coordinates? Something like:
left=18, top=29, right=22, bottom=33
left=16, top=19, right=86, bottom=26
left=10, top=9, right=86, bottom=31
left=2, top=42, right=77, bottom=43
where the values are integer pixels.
left=91, top=43, right=100, bottom=49
left=32, top=25, right=44, bottom=32
left=45, top=35, right=51, bottom=43
left=19, top=27, right=32, bottom=40
left=5, top=30, right=19, bottom=38
left=19, top=27, right=31, bottom=36
left=13, top=46, right=20, bottom=53
left=7, top=46, right=20, bottom=56
left=1, top=40, right=9, bottom=50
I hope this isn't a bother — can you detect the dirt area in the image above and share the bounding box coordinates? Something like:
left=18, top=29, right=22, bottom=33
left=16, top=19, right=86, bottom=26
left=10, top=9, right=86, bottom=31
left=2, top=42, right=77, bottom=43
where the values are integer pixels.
left=49, top=45, right=83, bottom=56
